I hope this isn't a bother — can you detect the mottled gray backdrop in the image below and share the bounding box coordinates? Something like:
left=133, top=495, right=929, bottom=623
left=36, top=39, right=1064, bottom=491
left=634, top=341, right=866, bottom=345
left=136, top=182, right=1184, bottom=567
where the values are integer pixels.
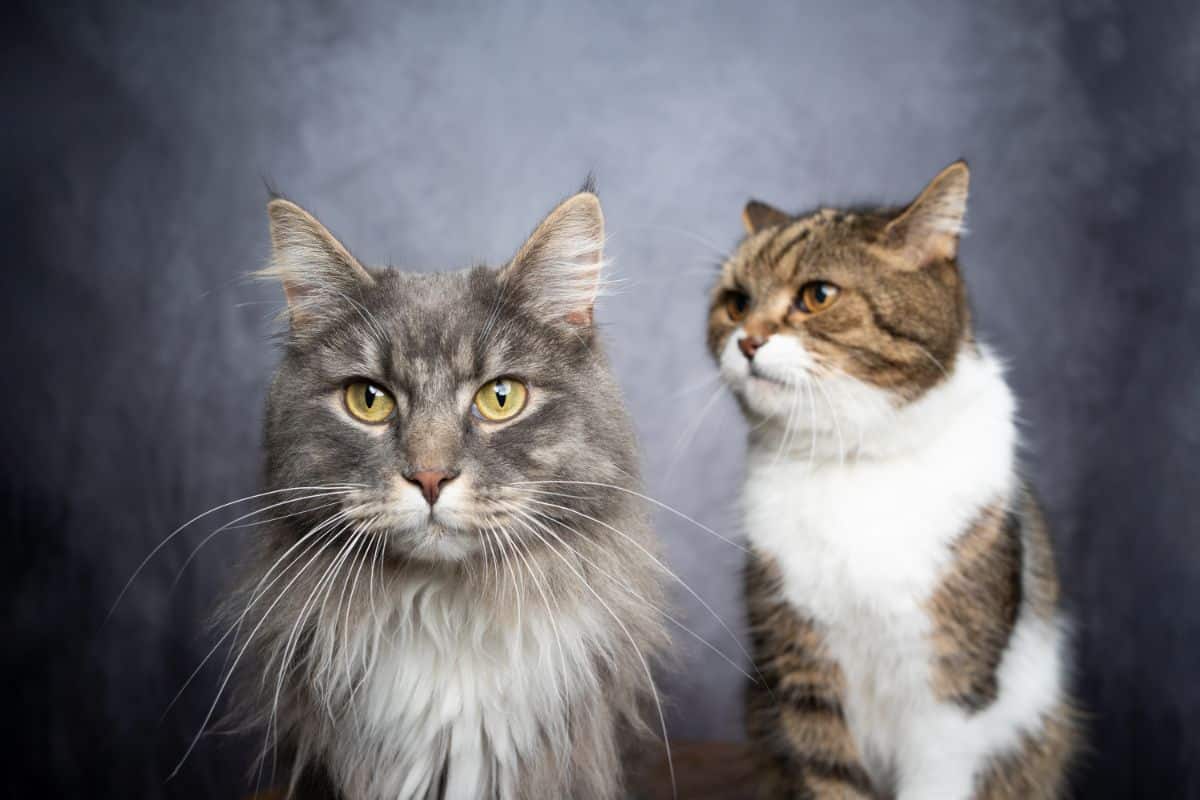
left=4, top=0, right=1199, bottom=797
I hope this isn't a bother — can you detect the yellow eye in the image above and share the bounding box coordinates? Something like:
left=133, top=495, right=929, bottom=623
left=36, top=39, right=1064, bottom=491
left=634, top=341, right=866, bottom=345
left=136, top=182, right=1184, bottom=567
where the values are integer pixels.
left=343, top=381, right=396, bottom=423
left=796, top=281, right=840, bottom=314
left=724, top=290, right=750, bottom=322
left=473, top=378, right=528, bottom=422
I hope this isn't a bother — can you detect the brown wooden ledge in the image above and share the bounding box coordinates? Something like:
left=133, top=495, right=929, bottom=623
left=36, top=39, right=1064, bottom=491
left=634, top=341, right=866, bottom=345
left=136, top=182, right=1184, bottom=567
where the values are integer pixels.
left=246, top=740, right=753, bottom=799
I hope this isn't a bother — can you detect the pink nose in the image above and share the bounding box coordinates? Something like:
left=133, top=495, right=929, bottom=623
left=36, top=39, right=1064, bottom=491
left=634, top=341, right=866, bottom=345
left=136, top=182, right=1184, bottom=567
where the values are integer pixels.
left=739, top=335, right=766, bottom=360
left=404, top=469, right=458, bottom=506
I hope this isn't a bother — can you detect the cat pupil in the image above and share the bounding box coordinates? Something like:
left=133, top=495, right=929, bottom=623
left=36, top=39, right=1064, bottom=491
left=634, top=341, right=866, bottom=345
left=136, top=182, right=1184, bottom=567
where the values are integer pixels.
left=495, top=382, right=508, bottom=407
left=364, top=386, right=375, bottom=407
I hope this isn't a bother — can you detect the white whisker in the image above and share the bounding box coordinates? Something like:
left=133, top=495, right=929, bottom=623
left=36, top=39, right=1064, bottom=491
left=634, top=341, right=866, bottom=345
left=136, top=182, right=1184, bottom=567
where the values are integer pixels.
left=162, top=509, right=354, bottom=722
left=804, top=376, right=818, bottom=472
left=170, top=514, right=354, bottom=778
left=340, top=525, right=379, bottom=707
left=499, top=508, right=676, bottom=799
left=262, top=519, right=366, bottom=774
left=505, top=503, right=756, bottom=684
left=511, top=480, right=748, bottom=554
left=510, top=493, right=762, bottom=686
left=488, top=520, right=523, bottom=633
left=490, top=515, right=571, bottom=712
left=665, top=383, right=727, bottom=480
left=170, top=494, right=350, bottom=590
left=107, top=485, right=364, bottom=622
left=811, top=374, right=846, bottom=465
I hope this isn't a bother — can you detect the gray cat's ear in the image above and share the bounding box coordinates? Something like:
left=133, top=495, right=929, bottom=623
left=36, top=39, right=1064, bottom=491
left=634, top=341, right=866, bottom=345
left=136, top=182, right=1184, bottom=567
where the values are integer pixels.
left=262, top=198, right=374, bottom=322
left=501, top=191, right=606, bottom=327
left=742, top=200, right=790, bottom=234
left=882, top=161, right=970, bottom=266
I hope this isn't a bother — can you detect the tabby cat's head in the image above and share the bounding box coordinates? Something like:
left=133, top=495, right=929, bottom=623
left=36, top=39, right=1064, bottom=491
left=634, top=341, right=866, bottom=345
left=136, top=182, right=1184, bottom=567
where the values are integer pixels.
left=708, top=162, right=973, bottom=434
left=261, top=190, right=638, bottom=562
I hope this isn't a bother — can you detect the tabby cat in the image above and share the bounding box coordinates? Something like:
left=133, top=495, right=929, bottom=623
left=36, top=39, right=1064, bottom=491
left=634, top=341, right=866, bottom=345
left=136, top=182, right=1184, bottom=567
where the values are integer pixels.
left=224, top=187, right=668, bottom=799
left=708, top=163, right=1078, bottom=798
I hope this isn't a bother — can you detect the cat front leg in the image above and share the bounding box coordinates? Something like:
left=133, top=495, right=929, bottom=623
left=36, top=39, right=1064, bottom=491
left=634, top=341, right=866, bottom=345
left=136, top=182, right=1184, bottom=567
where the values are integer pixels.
left=744, top=552, right=878, bottom=799
left=746, top=677, right=877, bottom=799
left=970, top=703, right=1078, bottom=800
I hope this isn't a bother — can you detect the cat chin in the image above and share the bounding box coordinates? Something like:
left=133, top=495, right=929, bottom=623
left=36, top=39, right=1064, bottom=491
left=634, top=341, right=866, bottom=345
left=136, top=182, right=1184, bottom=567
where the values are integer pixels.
left=731, top=376, right=801, bottom=419
left=375, top=516, right=491, bottom=563
left=389, top=527, right=485, bottom=563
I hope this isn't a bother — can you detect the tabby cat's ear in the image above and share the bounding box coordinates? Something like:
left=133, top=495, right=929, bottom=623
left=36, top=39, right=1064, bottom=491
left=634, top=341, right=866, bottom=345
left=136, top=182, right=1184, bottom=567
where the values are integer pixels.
left=882, top=161, right=970, bottom=267
left=263, top=198, right=374, bottom=323
left=501, top=191, right=606, bottom=328
left=742, top=200, right=790, bottom=234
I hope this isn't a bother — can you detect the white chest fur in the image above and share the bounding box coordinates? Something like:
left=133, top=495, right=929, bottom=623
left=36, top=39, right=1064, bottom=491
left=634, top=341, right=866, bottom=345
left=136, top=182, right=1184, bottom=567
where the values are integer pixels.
left=744, top=351, right=1018, bottom=623
left=324, top=573, right=603, bottom=800
left=743, top=351, right=1063, bottom=796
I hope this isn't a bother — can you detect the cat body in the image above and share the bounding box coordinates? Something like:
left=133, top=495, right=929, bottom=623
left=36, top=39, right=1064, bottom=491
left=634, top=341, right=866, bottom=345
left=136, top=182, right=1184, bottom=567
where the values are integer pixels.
left=228, top=190, right=667, bottom=800
left=743, top=349, right=1071, bottom=799
left=710, top=164, right=1077, bottom=798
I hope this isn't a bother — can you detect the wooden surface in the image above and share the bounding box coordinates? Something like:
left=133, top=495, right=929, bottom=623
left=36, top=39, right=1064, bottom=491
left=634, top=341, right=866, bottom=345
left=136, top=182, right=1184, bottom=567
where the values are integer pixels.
left=246, top=741, right=754, bottom=799
left=639, top=741, right=754, bottom=799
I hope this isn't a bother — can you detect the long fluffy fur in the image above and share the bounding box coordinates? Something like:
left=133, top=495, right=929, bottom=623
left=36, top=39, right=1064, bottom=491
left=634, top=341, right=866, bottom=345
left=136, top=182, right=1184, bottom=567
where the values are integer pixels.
left=219, top=190, right=669, bottom=799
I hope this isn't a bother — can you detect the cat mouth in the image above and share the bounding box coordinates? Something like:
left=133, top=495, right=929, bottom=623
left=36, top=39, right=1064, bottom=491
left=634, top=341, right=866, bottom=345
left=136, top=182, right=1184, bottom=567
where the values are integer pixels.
left=748, top=366, right=791, bottom=388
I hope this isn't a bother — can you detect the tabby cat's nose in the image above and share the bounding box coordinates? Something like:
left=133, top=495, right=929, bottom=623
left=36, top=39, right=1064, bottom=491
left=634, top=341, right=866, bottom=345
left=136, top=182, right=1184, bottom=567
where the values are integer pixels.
left=739, top=335, right=767, bottom=360
left=404, top=469, right=459, bottom=506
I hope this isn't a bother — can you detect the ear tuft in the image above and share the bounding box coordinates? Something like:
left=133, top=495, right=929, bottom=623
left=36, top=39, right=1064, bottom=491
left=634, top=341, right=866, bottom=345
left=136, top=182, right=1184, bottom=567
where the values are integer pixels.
left=883, top=161, right=970, bottom=265
left=261, top=198, right=374, bottom=323
left=501, top=191, right=607, bottom=328
left=742, top=200, right=790, bottom=235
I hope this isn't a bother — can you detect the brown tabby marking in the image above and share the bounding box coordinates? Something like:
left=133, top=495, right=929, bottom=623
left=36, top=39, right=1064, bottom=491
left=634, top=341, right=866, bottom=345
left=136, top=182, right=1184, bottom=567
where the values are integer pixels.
left=928, top=489, right=1064, bottom=712
left=973, top=704, right=1079, bottom=800
left=745, top=494, right=1077, bottom=800
left=927, top=500, right=1023, bottom=711
left=1019, top=490, right=1062, bottom=621
left=745, top=551, right=877, bottom=799
left=707, top=165, right=973, bottom=401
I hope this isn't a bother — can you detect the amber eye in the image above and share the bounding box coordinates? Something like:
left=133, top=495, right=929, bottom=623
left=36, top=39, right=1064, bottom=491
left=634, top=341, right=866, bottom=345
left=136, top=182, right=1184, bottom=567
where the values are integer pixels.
left=724, top=290, right=750, bottom=322
left=473, top=378, right=528, bottom=422
left=795, top=281, right=840, bottom=314
left=343, top=381, right=396, bottom=424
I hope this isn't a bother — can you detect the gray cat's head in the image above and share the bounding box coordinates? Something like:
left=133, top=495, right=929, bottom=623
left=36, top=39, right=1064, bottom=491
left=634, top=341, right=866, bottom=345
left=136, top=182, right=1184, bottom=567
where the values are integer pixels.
left=260, top=191, right=638, bottom=563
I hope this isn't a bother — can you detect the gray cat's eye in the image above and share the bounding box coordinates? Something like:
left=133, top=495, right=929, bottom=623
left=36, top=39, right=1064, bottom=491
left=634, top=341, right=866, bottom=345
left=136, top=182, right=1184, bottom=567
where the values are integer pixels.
left=472, top=377, right=529, bottom=422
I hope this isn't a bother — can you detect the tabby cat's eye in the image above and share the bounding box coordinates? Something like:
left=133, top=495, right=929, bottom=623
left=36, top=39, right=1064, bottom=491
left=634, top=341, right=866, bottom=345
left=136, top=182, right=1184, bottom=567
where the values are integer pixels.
left=343, top=381, right=396, bottom=423
left=473, top=378, right=528, bottom=422
left=725, top=290, right=750, bottom=322
left=795, top=281, right=840, bottom=314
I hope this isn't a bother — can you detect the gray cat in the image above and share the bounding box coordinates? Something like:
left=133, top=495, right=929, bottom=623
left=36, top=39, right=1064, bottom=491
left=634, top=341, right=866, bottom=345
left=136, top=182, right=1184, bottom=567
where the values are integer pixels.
left=221, top=188, right=669, bottom=799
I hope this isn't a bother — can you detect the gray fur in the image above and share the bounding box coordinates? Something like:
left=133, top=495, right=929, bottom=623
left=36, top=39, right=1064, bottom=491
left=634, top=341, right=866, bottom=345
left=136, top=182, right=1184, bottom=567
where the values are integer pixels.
left=226, top=195, right=669, bottom=799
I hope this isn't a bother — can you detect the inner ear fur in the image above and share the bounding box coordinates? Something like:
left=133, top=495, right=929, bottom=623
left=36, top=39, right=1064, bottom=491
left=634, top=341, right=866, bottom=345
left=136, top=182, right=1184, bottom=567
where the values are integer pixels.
left=881, top=161, right=970, bottom=267
left=501, top=191, right=606, bottom=328
left=263, top=197, right=374, bottom=322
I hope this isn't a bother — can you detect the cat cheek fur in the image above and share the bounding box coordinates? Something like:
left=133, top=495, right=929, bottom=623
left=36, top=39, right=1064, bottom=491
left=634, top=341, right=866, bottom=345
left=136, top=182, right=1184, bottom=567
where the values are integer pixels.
left=718, top=330, right=801, bottom=420
left=717, top=325, right=899, bottom=452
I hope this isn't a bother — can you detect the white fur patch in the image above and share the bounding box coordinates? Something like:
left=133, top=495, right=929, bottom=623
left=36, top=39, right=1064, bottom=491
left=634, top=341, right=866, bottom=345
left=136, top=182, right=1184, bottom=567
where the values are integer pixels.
left=740, top=344, right=1067, bottom=796
left=319, top=570, right=608, bottom=800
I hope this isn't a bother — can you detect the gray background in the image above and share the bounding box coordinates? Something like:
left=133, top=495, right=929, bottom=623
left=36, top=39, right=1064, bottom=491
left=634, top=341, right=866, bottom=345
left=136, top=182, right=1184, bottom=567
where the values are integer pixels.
left=4, top=0, right=1199, bottom=796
